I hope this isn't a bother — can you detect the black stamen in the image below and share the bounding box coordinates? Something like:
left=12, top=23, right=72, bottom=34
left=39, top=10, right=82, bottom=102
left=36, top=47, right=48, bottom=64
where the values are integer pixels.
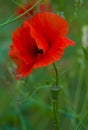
left=36, top=49, right=44, bottom=54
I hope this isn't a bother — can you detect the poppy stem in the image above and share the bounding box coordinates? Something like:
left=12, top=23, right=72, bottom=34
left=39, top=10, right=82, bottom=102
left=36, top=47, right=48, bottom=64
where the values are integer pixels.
left=53, top=63, right=58, bottom=86
left=0, top=0, right=43, bottom=28
left=51, top=63, right=60, bottom=130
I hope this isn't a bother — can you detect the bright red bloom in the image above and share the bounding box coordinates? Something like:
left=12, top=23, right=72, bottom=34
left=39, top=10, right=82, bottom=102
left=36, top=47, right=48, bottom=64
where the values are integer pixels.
left=9, top=12, right=74, bottom=79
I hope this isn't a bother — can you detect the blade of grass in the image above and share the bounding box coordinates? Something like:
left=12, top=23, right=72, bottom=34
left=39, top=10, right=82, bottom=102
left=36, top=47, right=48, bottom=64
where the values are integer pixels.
left=0, top=0, right=43, bottom=28
left=74, top=60, right=84, bottom=112
left=11, top=0, right=24, bottom=8
left=76, top=110, right=88, bottom=130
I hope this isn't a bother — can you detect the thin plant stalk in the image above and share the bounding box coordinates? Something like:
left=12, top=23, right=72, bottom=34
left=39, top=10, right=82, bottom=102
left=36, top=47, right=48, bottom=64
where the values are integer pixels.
left=51, top=63, right=60, bottom=130
left=0, top=0, right=43, bottom=28
left=53, top=63, right=58, bottom=86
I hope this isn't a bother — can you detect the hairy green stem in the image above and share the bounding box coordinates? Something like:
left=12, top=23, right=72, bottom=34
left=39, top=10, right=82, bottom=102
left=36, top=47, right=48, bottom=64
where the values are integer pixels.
left=0, top=0, right=43, bottom=28
left=53, top=100, right=59, bottom=130
left=53, top=63, right=58, bottom=86
left=51, top=63, right=60, bottom=130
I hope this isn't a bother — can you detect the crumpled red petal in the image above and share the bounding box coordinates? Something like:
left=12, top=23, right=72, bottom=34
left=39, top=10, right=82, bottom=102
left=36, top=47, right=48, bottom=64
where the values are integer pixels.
left=24, top=21, right=49, bottom=52
left=28, top=12, right=68, bottom=44
left=34, top=37, right=75, bottom=68
left=16, top=62, right=35, bottom=79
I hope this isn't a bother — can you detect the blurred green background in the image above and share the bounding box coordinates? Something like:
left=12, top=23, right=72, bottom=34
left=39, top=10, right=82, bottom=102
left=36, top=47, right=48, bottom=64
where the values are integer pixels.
left=0, top=0, right=88, bottom=130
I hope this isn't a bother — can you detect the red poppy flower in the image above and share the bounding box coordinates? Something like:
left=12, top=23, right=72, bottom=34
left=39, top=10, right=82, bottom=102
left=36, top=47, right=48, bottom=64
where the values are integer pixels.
left=9, top=12, right=74, bottom=79
left=16, top=3, right=35, bottom=17
left=16, top=0, right=53, bottom=18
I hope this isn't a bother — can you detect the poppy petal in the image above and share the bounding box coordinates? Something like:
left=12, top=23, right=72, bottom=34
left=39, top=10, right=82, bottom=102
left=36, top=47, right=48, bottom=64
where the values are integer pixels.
left=12, top=24, right=38, bottom=64
left=9, top=43, right=35, bottom=65
left=34, top=37, right=75, bottom=68
left=16, top=62, right=35, bottom=78
left=24, top=21, right=49, bottom=52
left=29, top=12, right=68, bottom=44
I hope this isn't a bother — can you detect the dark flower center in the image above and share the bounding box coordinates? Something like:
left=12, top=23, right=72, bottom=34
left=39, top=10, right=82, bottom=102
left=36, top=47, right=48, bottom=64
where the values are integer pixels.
left=36, top=48, right=44, bottom=54
left=33, top=45, right=44, bottom=57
